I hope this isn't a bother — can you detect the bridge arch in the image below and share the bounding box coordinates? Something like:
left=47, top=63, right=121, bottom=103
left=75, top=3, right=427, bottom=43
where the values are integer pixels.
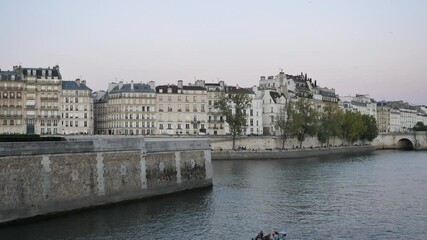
left=396, top=138, right=414, bottom=150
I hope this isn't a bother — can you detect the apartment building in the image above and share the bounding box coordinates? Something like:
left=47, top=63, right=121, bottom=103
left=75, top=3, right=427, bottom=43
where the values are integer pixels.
left=60, top=79, right=93, bottom=134
left=93, top=90, right=108, bottom=134
left=0, top=70, right=25, bottom=134
left=227, top=87, right=263, bottom=136
left=193, top=80, right=228, bottom=135
left=106, top=81, right=156, bottom=135
left=156, top=81, right=207, bottom=135
left=400, top=108, right=417, bottom=131
left=377, top=103, right=401, bottom=133
left=341, top=94, right=377, bottom=119
left=259, top=89, right=288, bottom=136
left=12, top=66, right=62, bottom=134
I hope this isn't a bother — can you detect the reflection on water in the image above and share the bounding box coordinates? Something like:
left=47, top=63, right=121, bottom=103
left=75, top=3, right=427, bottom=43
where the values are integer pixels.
left=1, top=150, right=427, bottom=239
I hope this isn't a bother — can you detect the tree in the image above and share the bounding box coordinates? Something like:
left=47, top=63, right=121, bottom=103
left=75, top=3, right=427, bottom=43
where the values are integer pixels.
left=413, top=121, right=427, bottom=131
left=341, top=111, right=365, bottom=144
left=361, top=115, right=378, bottom=142
left=214, top=92, right=252, bottom=150
left=317, top=104, right=343, bottom=146
left=275, top=99, right=296, bottom=149
left=292, top=98, right=318, bottom=148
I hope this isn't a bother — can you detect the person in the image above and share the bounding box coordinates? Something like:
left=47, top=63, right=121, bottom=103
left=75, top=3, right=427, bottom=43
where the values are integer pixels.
left=254, top=231, right=264, bottom=240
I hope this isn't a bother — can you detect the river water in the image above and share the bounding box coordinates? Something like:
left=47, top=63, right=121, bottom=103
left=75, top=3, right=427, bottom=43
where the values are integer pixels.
left=1, top=150, right=427, bottom=239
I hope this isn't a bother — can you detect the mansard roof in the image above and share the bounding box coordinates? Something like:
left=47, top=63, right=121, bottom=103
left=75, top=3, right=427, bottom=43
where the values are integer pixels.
left=21, top=67, right=61, bottom=78
left=156, top=85, right=179, bottom=93
left=269, top=91, right=286, bottom=103
left=110, top=83, right=154, bottom=93
left=228, top=88, right=254, bottom=94
left=0, top=71, right=21, bottom=81
left=62, top=81, right=92, bottom=91
left=183, top=85, right=206, bottom=91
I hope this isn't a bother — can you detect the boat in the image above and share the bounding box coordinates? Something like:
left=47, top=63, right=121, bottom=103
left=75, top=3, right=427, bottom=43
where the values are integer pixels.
left=252, top=230, right=287, bottom=240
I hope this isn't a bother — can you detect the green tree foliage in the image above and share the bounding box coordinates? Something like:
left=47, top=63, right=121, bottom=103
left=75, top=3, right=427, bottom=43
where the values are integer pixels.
left=361, top=115, right=379, bottom=141
left=413, top=121, right=427, bottom=131
left=275, top=99, right=296, bottom=149
left=292, top=98, right=318, bottom=148
left=214, top=92, right=252, bottom=150
left=317, top=104, right=343, bottom=145
left=341, top=111, right=366, bottom=144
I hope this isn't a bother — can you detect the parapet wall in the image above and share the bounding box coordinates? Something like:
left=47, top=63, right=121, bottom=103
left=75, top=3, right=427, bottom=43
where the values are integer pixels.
left=212, top=145, right=375, bottom=160
left=0, top=137, right=212, bottom=224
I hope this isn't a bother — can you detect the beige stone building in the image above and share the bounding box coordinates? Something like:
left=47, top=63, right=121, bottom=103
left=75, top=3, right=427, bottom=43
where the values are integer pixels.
left=103, top=81, right=156, bottom=135
left=156, top=81, right=207, bottom=135
left=377, top=103, right=401, bottom=133
left=93, top=90, right=109, bottom=134
left=194, top=80, right=227, bottom=135
left=60, top=79, right=94, bottom=134
left=0, top=70, right=25, bottom=134
left=13, top=66, right=62, bottom=134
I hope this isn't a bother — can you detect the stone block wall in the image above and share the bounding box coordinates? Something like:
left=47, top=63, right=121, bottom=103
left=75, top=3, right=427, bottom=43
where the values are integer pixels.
left=0, top=137, right=212, bottom=224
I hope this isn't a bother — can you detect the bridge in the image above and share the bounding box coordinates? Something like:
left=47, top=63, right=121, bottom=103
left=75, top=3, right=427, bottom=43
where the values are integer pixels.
left=372, top=132, right=427, bottom=150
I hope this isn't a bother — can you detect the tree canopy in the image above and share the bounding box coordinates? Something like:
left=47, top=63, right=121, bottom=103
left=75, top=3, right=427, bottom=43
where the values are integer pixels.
left=214, top=92, right=252, bottom=150
left=413, top=121, right=427, bottom=131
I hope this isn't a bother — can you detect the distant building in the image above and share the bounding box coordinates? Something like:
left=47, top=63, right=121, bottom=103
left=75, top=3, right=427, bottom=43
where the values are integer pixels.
left=0, top=70, right=24, bottom=134
left=13, top=66, right=62, bottom=134
left=60, top=79, right=93, bottom=134
left=399, top=108, right=417, bottom=131
left=377, top=103, right=401, bottom=133
left=340, top=94, right=377, bottom=119
left=227, top=87, right=263, bottom=136
left=101, top=81, right=157, bottom=135
left=195, top=80, right=227, bottom=135
left=156, top=81, right=207, bottom=135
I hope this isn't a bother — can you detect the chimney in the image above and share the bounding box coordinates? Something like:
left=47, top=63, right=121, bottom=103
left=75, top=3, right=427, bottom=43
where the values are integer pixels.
left=177, top=80, right=183, bottom=89
left=315, top=80, right=317, bottom=87
left=131, top=80, right=134, bottom=90
left=76, top=78, right=81, bottom=85
left=81, top=80, right=86, bottom=85
left=108, top=82, right=118, bottom=92
left=219, top=81, right=225, bottom=89
left=148, top=81, right=155, bottom=90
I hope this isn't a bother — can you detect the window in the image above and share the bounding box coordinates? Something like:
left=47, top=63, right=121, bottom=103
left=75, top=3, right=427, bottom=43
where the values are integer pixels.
left=159, top=124, right=164, bottom=129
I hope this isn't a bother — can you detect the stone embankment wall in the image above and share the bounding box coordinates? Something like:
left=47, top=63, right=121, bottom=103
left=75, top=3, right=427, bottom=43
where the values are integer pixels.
left=212, top=145, right=375, bottom=160
left=0, top=137, right=212, bottom=224
left=210, top=136, right=365, bottom=151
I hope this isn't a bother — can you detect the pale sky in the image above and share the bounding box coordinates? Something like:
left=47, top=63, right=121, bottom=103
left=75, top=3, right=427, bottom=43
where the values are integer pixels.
left=1, top=0, right=426, bottom=104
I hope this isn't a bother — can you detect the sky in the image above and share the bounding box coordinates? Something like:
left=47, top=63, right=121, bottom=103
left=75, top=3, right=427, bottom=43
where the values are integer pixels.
left=1, top=0, right=426, bottom=104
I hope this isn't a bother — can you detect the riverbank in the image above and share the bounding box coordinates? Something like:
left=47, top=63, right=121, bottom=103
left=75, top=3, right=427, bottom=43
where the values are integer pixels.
left=212, top=145, right=375, bottom=160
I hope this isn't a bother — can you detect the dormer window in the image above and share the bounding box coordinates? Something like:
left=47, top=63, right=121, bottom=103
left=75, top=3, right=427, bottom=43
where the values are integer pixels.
left=159, top=89, right=163, bottom=93
left=167, top=88, right=172, bottom=93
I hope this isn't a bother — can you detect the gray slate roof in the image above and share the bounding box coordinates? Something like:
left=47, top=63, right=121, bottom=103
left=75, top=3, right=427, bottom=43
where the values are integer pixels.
left=0, top=71, right=21, bottom=81
left=110, top=83, right=154, bottom=93
left=62, top=81, right=92, bottom=91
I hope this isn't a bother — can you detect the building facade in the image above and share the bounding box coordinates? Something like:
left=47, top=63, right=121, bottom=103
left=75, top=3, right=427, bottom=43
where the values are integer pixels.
left=60, top=79, right=94, bottom=134
left=156, top=81, right=207, bottom=135
left=0, top=70, right=25, bottom=134
left=106, top=82, right=157, bottom=135
left=12, top=66, right=62, bottom=134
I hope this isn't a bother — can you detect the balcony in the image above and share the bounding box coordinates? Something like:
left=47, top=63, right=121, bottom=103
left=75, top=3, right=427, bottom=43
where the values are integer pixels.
left=40, top=97, right=59, bottom=101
